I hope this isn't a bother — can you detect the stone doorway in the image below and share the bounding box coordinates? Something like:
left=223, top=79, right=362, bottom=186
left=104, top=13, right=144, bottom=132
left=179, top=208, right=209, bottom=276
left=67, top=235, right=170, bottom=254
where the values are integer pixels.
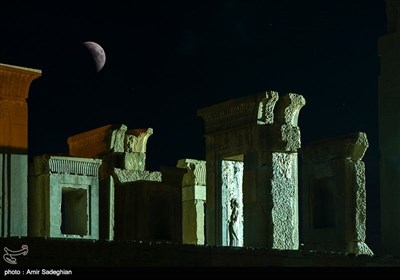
left=221, top=155, right=244, bottom=247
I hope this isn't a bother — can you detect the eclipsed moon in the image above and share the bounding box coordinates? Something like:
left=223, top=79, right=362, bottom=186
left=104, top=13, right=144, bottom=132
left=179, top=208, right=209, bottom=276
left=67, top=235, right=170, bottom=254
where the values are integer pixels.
left=83, top=41, right=106, bottom=72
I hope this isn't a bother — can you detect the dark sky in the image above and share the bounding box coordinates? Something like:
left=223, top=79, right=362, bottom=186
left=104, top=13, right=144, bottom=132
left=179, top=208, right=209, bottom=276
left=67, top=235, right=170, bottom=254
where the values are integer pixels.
left=1, top=1, right=387, bottom=253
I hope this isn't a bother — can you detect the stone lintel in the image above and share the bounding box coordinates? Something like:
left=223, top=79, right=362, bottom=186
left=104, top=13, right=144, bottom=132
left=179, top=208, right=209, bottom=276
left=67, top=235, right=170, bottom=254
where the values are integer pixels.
left=302, top=132, right=369, bottom=162
left=176, top=158, right=206, bottom=187
left=33, top=155, right=102, bottom=177
left=113, top=168, right=162, bottom=184
left=197, top=91, right=277, bottom=135
left=0, top=63, right=41, bottom=100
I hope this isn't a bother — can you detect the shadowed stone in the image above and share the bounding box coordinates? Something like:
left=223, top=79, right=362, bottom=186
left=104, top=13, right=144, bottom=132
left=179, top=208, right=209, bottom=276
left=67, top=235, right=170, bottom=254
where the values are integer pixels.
left=301, top=132, right=373, bottom=256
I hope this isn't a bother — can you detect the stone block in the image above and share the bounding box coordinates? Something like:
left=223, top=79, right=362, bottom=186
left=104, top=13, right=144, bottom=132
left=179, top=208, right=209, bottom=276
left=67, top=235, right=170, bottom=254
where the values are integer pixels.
left=122, top=152, right=146, bottom=171
left=29, top=155, right=102, bottom=239
left=301, top=132, right=373, bottom=255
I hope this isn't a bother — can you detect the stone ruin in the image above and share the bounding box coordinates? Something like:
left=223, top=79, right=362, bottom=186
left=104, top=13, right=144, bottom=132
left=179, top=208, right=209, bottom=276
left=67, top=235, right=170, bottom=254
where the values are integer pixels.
left=0, top=61, right=375, bottom=258
left=197, top=91, right=305, bottom=249
left=301, top=132, right=373, bottom=255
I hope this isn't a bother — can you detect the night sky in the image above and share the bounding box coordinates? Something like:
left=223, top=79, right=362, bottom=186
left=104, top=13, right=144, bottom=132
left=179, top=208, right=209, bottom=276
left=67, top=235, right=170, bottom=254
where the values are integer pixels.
left=0, top=1, right=387, bottom=253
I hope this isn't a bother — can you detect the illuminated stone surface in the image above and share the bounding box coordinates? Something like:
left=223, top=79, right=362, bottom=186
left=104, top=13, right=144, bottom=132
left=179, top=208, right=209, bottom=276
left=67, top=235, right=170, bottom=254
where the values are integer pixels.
left=198, top=91, right=305, bottom=248
left=0, top=63, right=41, bottom=237
left=177, top=159, right=206, bottom=245
left=29, top=155, right=102, bottom=239
left=301, top=132, right=373, bottom=255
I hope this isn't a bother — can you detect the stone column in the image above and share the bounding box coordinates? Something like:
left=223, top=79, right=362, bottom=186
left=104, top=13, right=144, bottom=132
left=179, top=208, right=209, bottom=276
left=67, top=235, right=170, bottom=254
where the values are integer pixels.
left=379, top=1, right=400, bottom=256
left=301, top=132, right=373, bottom=255
left=266, top=93, right=305, bottom=249
left=177, top=159, right=206, bottom=245
left=0, top=63, right=41, bottom=237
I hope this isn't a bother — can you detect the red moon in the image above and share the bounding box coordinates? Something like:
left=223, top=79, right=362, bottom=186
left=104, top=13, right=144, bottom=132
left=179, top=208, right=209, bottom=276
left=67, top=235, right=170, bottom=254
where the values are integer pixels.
left=83, top=41, right=106, bottom=72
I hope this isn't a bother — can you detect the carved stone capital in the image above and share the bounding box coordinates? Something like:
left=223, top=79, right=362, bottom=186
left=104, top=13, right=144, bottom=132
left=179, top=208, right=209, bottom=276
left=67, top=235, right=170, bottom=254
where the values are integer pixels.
left=0, top=63, right=41, bottom=100
left=257, top=91, right=279, bottom=125
left=125, top=128, right=153, bottom=153
left=177, top=158, right=206, bottom=187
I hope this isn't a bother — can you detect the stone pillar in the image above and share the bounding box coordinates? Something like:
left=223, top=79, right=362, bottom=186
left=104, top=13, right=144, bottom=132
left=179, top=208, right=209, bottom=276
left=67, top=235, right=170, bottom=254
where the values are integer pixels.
left=197, top=91, right=305, bottom=248
left=29, top=155, right=102, bottom=239
left=177, top=159, right=206, bottom=245
left=302, top=132, right=373, bottom=255
left=0, top=63, right=41, bottom=237
left=379, top=1, right=400, bottom=256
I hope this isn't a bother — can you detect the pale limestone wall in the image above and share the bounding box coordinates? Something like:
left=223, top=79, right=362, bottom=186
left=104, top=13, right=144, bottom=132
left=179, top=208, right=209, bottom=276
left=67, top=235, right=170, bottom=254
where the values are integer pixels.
left=301, top=132, right=373, bottom=256
left=29, top=155, right=102, bottom=240
left=198, top=91, right=305, bottom=248
left=177, top=159, right=206, bottom=245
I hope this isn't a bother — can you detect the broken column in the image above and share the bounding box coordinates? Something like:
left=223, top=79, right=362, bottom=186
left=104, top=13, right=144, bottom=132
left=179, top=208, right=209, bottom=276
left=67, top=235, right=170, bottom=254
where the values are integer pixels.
left=301, top=132, right=373, bottom=255
left=0, top=63, right=41, bottom=237
left=29, top=155, right=102, bottom=239
left=379, top=0, right=400, bottom=256
left=197, top=91, right=305, bottom=248
left=177, top=159, right=206, bottom=245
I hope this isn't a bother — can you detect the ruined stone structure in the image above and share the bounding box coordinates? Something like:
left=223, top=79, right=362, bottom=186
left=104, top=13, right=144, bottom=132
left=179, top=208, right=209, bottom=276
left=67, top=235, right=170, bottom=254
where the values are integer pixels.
left=67, top=124, right=164, bottom=241
left=301, top=132, right=373, bottom=256
left=0, top=63, right=41, bottom=237
left=198, top=91, right=305, bottom=249
left=379, top=0, right=400, bottom=257
left=29, top=155, right=102, bottom=239
left=177, top=159, right=206, bottom=245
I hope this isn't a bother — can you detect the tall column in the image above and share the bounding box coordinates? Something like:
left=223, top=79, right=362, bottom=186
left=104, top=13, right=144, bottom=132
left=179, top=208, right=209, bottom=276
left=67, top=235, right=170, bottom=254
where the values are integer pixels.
left=379, top=1, right=400, bottom=256
left=177, top=159, right=206, bottom=245
left=0, top=63, right=41, bottom=237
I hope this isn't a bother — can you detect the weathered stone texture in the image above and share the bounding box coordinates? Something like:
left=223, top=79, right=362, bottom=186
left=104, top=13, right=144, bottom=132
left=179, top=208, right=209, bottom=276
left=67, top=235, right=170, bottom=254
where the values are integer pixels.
left=0, top=63, right=41, bottom=152
left=113, top=168, right=162, bottom=183
left=271, top=152, right=298, bottom=250
left=198, top=91, right=305, bottom=248
left=29, top=155, right=102, bottom=240
left=177, top=159, right=206, bottom=245
left=301, top=132, right=373, bottom=255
